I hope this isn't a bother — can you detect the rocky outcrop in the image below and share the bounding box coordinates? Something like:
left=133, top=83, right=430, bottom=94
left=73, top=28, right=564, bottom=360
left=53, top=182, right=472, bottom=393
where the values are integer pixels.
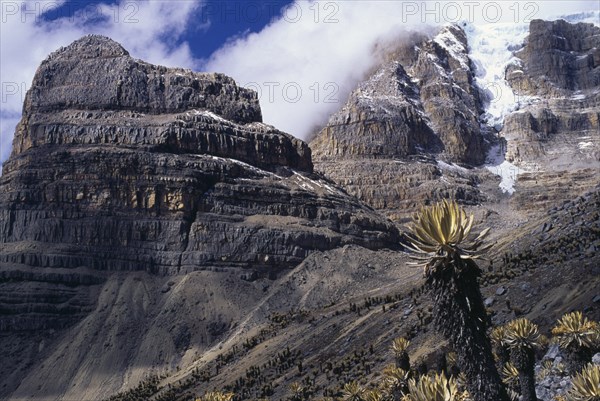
left=310, top=61, right=440, bottom=160
left=312, top=25, right=486, bottom=165
left=12, top=35, right=311, bottom=172
left=310, top=20, right=600, bottom=219
left=23, top=35, right=261, bottom=124
left=0, top=35, right=400, bottom=335
left=503, top=19, right=600, bottom=166
left=507, top=19, right=600, bottom=96
left=498, top=19, right=600, bottom=210
left=410, top=24, right=486, bottom=164
left=310, top=25, right=489, bottom=219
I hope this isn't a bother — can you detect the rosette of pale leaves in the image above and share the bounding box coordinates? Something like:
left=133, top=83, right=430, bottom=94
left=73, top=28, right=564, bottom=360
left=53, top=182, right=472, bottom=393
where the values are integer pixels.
left=405, top=373, right=461, bottom=401
left=501, top=362, right=520, bottom=386
left=342, top=381, right=366, bottom=401
left=364, top=389, right=385, bottom=401
left=490, top=326, right=508, bottom=347
left=404, top=200, right=492, bottom=276
left=504, top=319, right=541, bottom=350
left=567, top=364, right=600, bottom=401
left=391, top=337, right=411, bottom=356
left=289, top=382, right=304, bottom=398
left=197, top=391, right=234, bottom=401
left=552, top=311, right=600, bottom=349
left=380, top=365, right=410, bottom=396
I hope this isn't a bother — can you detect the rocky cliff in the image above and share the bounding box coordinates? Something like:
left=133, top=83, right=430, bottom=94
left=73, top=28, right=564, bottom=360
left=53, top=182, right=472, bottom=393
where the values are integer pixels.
left=502, top=19, right=600, bottom=211
left=310, top=25, right=492, bottom=220
left=310, top=19, right=600, bottom=219
left=0, top=35, right=400, bottom=399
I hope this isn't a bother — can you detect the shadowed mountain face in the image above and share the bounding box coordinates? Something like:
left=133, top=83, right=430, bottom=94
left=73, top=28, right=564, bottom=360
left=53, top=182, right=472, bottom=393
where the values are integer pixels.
left=1, top=19, right=599, bottom=401
left=0, top=35, right=400, bottom=399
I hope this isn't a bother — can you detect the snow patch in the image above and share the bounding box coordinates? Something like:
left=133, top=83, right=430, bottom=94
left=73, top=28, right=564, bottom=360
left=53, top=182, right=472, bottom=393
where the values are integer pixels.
left=191, top=109, right=230, bottom=124
left=464, top=22, right=530, bottom=130
left=434, top=26, right=470, bottom=70
left=579, top=141, right=593, bottom=149
left=484, top=144, right=521, bottom=195
left=292, top=172, right=338, bottom=195
left=437, top=160, right=468, bottom=173
left=197, top=155, right=282, bottom=179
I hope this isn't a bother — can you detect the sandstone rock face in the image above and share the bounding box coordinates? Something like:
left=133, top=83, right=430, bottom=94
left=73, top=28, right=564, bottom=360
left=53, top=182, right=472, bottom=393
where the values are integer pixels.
left=504, top=19, right=600, bottom=167
left=13, top=35, right=310, bottom=172
left=507, top=19, right=600, bottom=95
left=23, top=35, right=261, bottom=125
left=310, top=25, right=489, bottom=219
left=0, top=35, right=399, bottom=340
left=499, top=19, right=600, bottom=209
left=311, top=20, right=600, bottom=219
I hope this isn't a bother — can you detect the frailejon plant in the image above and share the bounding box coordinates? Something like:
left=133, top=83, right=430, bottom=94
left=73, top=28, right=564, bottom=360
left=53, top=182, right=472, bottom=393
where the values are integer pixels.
left=501, top=362, right=520, bottom=390
left=341, top=381, right=366, bottom=401
left=289, top=382, right=307, bottom=401
left=404, top=200, right=509, bottom=401
left=491, top=326, right=511, bottom=368
left=196, top=391, right=234, bottom=401
left=391, top=337, right=411, bottom=371
left=499, top=364, right=521, bottom=401
left=403, top=373, right=468, bottom=401
left=380, top=365, right=410, bottom=399
left=364, top=389, right=384, bottom=401
left=552, top=312, right=600, bottom=373
left=567, top=364, right=600, bottom=401
left=505, top=318, right=541, bottom=401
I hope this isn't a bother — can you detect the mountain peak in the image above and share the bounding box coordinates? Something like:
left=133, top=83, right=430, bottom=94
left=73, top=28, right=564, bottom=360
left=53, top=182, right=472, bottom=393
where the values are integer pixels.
left=26, top=35, right=263, bottom=126
left=46, top=34, right=129, bottom=61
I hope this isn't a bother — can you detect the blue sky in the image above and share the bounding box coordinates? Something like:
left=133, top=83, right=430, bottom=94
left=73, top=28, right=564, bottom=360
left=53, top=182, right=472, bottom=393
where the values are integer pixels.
left=1, top=0, right=599, bottom=167
left=40, top=0, right=295, bottom=59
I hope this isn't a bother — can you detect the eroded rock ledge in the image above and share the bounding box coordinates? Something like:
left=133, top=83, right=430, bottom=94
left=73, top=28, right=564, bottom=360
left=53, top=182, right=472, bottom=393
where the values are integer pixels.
left=0, top=35, right=399, bottom=332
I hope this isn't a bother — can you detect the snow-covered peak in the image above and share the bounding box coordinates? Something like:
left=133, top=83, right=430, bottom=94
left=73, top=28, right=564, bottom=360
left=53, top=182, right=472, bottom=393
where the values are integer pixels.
left=433, top=24, right=470, bottom=70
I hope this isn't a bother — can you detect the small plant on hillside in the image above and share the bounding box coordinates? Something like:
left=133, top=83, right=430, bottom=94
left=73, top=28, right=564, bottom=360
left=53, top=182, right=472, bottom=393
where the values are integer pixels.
left=505, top=318, right=541, bottom=401
left=501, top=362, right=520, bottom=388
left=364, top=389, right=385, bottom=401
left=566, top=364, right=600, bottom=401
left=341, top=381, right=366, bottom=401
left=552, top=312, right=599, bottom=373
left=380, top=365, right=410, bottom=399
left=196, top=391, right=234, bottom=401
left=403, top=373, right=467, bottom=401
left=289, top=382, right=308, bottom=401
left=491, top=326, right=511, bottom=368
left=404, top=200, right=509, bottom=401
left=391, top=337, right=411, bottom=371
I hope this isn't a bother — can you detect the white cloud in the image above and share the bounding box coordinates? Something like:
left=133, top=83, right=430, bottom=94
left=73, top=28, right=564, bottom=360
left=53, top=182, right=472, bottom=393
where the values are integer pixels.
left=0, top=0, right=203, bottom=167
left=205, top=1, right=415, bottom=140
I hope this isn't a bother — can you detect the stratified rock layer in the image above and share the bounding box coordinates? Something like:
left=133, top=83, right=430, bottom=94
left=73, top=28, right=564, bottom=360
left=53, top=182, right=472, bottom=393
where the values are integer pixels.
left=504, top=19, right=600, bottom=166
left=502, top=19, right=600, bottom=208
left=310, top=25, right=489, bottom=219
left=0, top=35, right=399, bottom=334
